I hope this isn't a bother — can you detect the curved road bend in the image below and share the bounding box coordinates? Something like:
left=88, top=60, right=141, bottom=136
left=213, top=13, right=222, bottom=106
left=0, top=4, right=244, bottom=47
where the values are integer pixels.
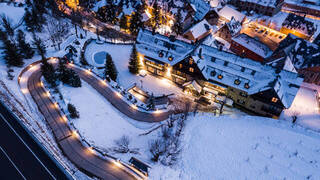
left=25, top=64, right=139, bottom=180
left=69, top=65, right=172, bottom=122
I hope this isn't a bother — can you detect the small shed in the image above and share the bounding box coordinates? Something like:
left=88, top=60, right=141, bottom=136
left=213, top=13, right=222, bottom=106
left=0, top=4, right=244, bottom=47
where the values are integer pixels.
left=129, top=157, right=151, bottom=176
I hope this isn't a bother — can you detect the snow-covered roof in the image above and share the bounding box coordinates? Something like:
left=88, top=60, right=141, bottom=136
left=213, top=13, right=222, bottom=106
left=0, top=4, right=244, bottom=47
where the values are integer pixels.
left=193, top=45, right=303, bottom=108
left=270, top=34, right=320, bottom=70
left=189, top=0, right=211, bottom=21
left=282, top=13, right=316, bottom=36
left=226, top=17, right=242, bottom=36
left=136, top=29, right=195, bottom=66
left=185, top=19, right=215, bottom=39
left=237, top=0, right=279, bottom=7
left=285, top=0, right=320, bottom=11
left=218, top=5, right=246, bottom=22
left=231, top=34, right=273, bottom=58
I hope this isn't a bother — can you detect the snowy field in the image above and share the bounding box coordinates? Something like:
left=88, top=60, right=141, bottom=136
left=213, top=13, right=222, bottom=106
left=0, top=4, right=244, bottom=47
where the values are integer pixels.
left=171, top=114, right=320, bottom=180
left=85, top=42, right=183, bottom=96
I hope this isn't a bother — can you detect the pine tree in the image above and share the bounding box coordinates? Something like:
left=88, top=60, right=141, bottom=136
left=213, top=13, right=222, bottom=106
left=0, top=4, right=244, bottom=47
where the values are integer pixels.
left=41, top=58, right=57, bottom=87
left=16, top=30, right=34, bottom=59
left=152, top=0, right=161, bottom=32
left=68, top=103, right=79, bottom=118
left=129, top=9, right=144, bottom=35
left=0, top=15, right=14, bottom=38
left=173, top=9, right=183, bottom=35
left=104, top=53, right=118, bottom=81
left=2, top=39, right=24, bottom=67
left=119, top=15, right=128, bottom=31
left=128, top=45, right=141, bottom=74
left=33, top=35, right=46, bottom=61
left=58, top=59, right=81, bottom=87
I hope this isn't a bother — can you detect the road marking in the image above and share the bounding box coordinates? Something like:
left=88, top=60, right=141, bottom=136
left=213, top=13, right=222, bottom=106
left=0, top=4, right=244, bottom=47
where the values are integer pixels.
left=0, top=145, right=27, bottom=180
left=0, top=113, right=57, bottom=180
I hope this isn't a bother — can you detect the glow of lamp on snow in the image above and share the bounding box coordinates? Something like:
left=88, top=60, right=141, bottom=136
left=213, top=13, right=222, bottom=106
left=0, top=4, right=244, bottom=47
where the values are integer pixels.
left=153, top=109, right=161, bottom=114
left=113, top=159, right=122, bottom=167
left=21, top=88, right=28, bottom=94
left=165, top=66, right=172, bottom=77
left=145, top=9, right=152, bottom=18
left=100, top=79, right=107, bottom=86
left=62, top=115, right=68, bottom=122
left=115, top=92, right=122, bottom=98
left=131, top=104, right=138, bottom=110
left=72, top=130, right=79, bottom=139
left=160, top=78, right=171, bottom=87
left=87, top=147, right=95, bottom=154
left=53, top=102, right=59, bottom=109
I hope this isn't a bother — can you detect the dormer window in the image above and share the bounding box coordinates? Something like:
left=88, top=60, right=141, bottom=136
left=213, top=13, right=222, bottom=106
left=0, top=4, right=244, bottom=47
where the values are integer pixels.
left=159, top=51, right=164, bottom=57
left=241, top=67, right=245, bottom=72
left=224, top=61, right=229, bottom=66
left=251, top=70, right=256, bottom=75
left=218, top=74, right=223, bottom=79
left=210, top=71, right=216, bottom=77
left=211, top=57, right=216, bottom=62
left=244, top=83, right=250, bottom=89
left=168, top=56, right=173, bottom=61
left=234, top=79, right=241, bottom=85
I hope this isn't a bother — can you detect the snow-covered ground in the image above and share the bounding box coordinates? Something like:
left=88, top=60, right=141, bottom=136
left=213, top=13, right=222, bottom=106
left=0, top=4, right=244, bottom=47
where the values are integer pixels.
left=85, top=42, right=183, bottom=96
left=60, top=79, right=161, bottom=161
left=169, top=114, right=320, bottom=180
left=281, top=85, right=320, bottom=131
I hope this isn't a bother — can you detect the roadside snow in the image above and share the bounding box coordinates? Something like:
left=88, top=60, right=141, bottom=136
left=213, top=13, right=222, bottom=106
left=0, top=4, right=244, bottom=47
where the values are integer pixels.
left=60, top=79, right=161, bottom=161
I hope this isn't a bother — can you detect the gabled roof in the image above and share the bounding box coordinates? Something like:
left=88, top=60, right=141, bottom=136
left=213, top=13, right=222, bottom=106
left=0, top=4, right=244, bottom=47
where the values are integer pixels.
left=136, top=29, right=195, bottom=66
left=218, top=5, right=245, bottom=22
left=193, top=45, right=303, bottom=108
left=188, top=0, right=211, bottom=21
left=270, top=34, right=320, bottom=70
left=231, top=34, right=273, bottom=58
left=185, top=19, right=215, bottom=39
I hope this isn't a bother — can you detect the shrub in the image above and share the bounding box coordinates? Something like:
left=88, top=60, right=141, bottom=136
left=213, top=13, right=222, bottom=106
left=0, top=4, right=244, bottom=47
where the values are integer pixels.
left=68, top=103, right=79, bottom=118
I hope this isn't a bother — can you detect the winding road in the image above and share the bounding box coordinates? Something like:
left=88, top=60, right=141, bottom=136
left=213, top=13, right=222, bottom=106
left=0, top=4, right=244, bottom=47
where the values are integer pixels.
left=19, top=59, right=171, bottom=179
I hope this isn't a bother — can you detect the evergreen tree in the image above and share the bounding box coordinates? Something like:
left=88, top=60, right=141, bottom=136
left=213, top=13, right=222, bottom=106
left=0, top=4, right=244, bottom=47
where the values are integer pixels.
left=119, top=15, right=128, bottom=30
left=68, top=103, right=79, bottom=118
left=33, top=35, right=46, bottom=61
left=172, top=9, right=183, bottom=35
left=2, top=39, right=24, bottom=67
left=58, top=59, right=81, bottom=87
left=129, top=9, right=144, bottom=35
left=104, top=53, right=118, bottom=81
left=152, top=0, right=161, bottom=32
left=128, top=45, right=141, bottom=74
left=0, top=15, right=14, bottom=38
left=41, top=58, right=57, bottom=87
left=16, top=30, right=34, bottom=59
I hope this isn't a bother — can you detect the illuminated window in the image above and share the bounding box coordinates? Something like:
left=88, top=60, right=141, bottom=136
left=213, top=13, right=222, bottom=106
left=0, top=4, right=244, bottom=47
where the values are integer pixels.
left=189, top=67, right=194, bottom=72
left=168, top=56, right=173, bottom=61
left=244, top=83, right=250, bottom=89
left=218, top=75, right=223, bottom=79
left=271, top=97, right=278, bottom=103
left=234, top=79, right=241, bottom=85
left=179, top=64, right=183, bottom=68
left=159, top=52, right=164, bottom=57
left=189, top=59, right=193, bottom=65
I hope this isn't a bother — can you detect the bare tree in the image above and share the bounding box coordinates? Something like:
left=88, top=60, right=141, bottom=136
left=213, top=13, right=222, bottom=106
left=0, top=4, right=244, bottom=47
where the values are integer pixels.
left=161, top=126, right=171, bottom=140
left=46, top=17, right=70, bottom=50
left=114, top=135, right=130, bottom=153
left=149, top=139, right=165, bottom=162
